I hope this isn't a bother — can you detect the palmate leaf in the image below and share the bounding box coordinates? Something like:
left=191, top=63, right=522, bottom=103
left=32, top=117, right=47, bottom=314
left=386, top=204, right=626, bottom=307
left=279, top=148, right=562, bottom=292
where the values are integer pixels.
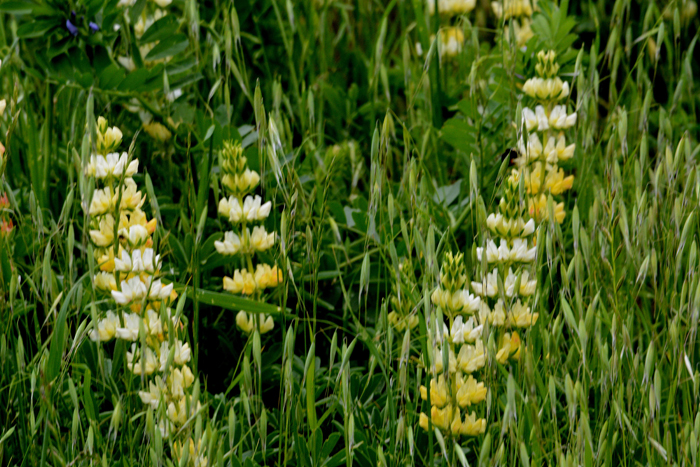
left=530, top=1, right=578, bottom=57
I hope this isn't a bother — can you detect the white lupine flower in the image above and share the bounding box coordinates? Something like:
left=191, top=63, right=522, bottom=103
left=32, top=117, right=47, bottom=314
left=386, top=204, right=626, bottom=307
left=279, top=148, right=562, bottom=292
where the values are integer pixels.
left=219, top=196, right=244, bottom=223
left=534, top=106, right=550, bottom=131
left=139, top=379, right=165, bottom=409
left=428, top=0, right=476, bottom=15
left=159, top=341, right=171, bottom=371
left=215, top=231, right=242, bottom=255
left=549, top=105, right=577, bottom=129
left=236, top=311, right=274, bottom=334
left=508, top=299, right=539, bottom=327
left=144, top=309, right=163, bottom=335
left=142, top=248, right=160, bottom=273
left=113, top=178, right=144, bottom=211
left=543, top=136, right=558, bottom=163
left=476, top=240, right=499, bottom=263
left=519, top=270, right=537, bottom=295
left=173, top=340, right=191, bottom=365
left=555, top=134, right=576, bottom=161
left=94, top=271, right=117, bottom=291
left=259, top=315, right=274, bottom=333
left=89, top=215, right=115, bottom=247
left=478, top=301, right=491, bottom=324
left=169, top=368, right=186, bottom=398
left=89, top=311, right=120, bottom=342
left=114, top=249, right=133, bottom=272
left=485, top=214, right=535, bottom=237
left=456, top=340, right=486, bottom=373
left=85, top=153, right=139, bottom=179
left=127, top=225, right=149, bottom=246
left=250, top=226, right=275, bottom=251
left=167, top=398, right=188, bottom=425
left=0, top=99, right=6, bottom=117
left=450, top=316, right=483, bottom=344
left=516, top=133, right=543, bottom=166
left=242, top=195, right=272, bottom=221
left=461, top=317, right=483, bottom=343
left=153, top=0, right=172, bottom=8
left=497, top=240, right=511, bottom=262
left=441, top=29, right=463, bottom=57
left=89, top=187, right=113, bottom=216
left=430, top=289, right=481, bottom=314
left=522, top=77, right=569, bottom=100
left=510, top=238, right=536, bottom=262
left=504, top=268, right=537, bottom=297
left=236, top=311, right=254, bottom=333
left=433, top=346, right=457, bottom=374
left=522, top=219, right=536, bottom=236
left=471, top=269, right=498, bottom=297
left=127, top=344, right=157, bottom=375
left=522, top=107, right=538, bottom=132
left=112, top=276, right=148, bottom=305
left=146, top=278, right=174, bottom=301
left=115, top=312, right=142, bottom=340
left=489, top=300, right=507, bottom=326
left=458, top=290, right=482, bottom=313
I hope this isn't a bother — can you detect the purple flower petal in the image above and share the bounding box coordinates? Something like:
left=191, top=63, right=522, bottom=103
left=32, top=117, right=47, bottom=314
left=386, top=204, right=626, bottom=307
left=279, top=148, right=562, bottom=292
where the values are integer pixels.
left=66, top=20, right=78, bottom=36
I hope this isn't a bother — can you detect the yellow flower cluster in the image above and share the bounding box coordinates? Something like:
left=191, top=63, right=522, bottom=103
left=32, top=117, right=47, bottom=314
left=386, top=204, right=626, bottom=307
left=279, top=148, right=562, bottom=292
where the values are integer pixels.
left=491, top=0, right=536, bottom=47
left=419, top=252, right=487, bottom=438
left=475, top=170, right=539, bottom=364
left=421, top=0, right=474, bottom=60
left=216, top=141, right=281, bottom=335
left=172, top=437, right=209, bottom=467
left=437, top=27, right=465, bottom=58
left=516, top=50, right=576, bottom=224
left=86, top=117, right=201, bottom=445
left=428, top=0, right=476, bottom=16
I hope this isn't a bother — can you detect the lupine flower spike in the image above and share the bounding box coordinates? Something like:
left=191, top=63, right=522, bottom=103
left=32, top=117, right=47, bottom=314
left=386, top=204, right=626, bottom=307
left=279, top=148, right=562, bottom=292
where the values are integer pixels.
left=517, top=50, right=576, bottom=224
left=86, top=118, right=203, bottom=461
left=475, top=171, right=539, bottom=366
left=419, top=251, right=488, bottom=437
left=216, top=141, right=282, bottom=335
left=492, top=0, right=537, bottom=47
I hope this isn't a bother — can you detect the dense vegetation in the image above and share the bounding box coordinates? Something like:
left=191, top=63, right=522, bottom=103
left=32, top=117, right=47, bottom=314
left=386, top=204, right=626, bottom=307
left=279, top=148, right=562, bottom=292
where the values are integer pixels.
left=1, top=0, right=700, bottom=465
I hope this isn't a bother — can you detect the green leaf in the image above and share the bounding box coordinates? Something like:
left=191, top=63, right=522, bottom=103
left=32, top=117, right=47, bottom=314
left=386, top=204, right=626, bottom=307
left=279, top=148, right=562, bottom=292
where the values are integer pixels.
left=170, top=282, right=292, bottom=316
left=0, top=1, right=36, bottom=14
left=145, top=34, right=189, bottom=61
left=16, top=19, right=56, bottom=38
left=441, top=118, right=477, bottom=153
left=139, top=14, right=179, bottom=44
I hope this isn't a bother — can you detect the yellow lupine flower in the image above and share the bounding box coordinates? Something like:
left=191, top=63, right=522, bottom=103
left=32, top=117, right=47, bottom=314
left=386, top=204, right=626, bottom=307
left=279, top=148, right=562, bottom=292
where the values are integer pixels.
left=456, top=374, right=487, bottom=407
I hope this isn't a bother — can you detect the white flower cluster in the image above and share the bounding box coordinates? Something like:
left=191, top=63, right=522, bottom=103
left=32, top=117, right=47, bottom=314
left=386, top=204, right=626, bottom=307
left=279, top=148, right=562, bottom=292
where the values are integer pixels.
left=491, top=0, right=536, bottom=47
left=522, top=77, right=570, bottom=101
left=217, top=141, right=282, bottom=336
left=477, top=238, right=537, bottom=263
left=218, top=194, right=272, bottom=223
left=428, top=0, right=476, bottom=16
left=522, top=105, right=577, bottom=132
left=473, top=169, right=540, bottom=366
left=517, top=50, right=576, bottom=224
left=421, top=252, right=488, bottom=438
left=85, top=152, right=138, bottom=180
left=86, top=117, right=197, bottom=444
left=214, top=226, right=276, bottom=256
